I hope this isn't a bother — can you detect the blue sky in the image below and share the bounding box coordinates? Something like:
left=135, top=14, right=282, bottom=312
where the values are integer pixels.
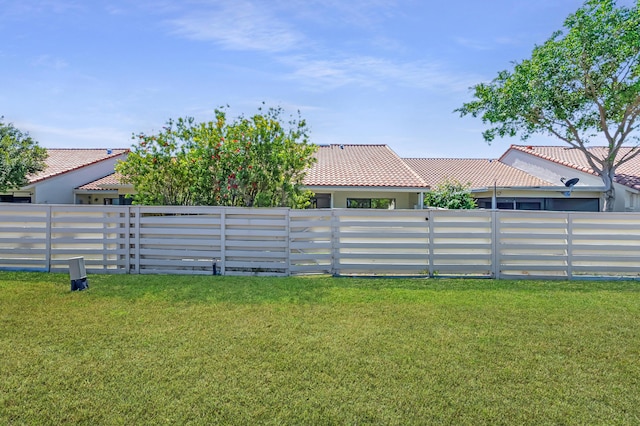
left=1, top=0, right=633, bottom=158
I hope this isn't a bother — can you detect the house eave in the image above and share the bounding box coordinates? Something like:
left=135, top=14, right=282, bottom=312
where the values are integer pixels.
left=304, top=185, right=430, bottom=192
left=472, top=185, right=606, bottom=192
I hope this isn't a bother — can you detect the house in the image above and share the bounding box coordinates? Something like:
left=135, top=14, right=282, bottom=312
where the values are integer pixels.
left=405, top=156, right=603, bottom=211
left=75, top=145, right=432, bottom=209
left=303, top=144, right=430, bottom=209
left=75, top=172, right=132, bottom=205
left=500, top=145, right=640, bottom=212
left=1, top=149, right=128, bottom=204
left=7, top=144, right=640, bottom=212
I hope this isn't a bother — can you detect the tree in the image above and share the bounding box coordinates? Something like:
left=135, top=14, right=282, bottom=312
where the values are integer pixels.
left=0, top=118, right=47, bottom=193
left=116, top=106, right=318, bottom=207
left=424, top=179, right=477, bottom=209
left=457, top=0, right=640, bottom=211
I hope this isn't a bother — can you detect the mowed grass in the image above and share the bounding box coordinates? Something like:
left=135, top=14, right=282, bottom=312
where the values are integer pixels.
left=1, top=273, right=640, bottom=425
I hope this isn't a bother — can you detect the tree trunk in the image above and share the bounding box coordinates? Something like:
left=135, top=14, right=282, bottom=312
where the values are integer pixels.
left=603, top=185, right=616, bottom=212
left=601, top=166, right=616, bottom=212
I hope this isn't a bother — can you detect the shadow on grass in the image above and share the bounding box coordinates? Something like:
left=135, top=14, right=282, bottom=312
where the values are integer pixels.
left=3, top=271, right=640, bottom=306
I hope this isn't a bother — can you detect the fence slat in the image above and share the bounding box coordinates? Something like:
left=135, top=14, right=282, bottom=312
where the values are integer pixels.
left=3, top=205, right=640, bottom=279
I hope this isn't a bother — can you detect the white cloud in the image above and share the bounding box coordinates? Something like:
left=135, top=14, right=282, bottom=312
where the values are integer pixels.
left=277, top=0, right=403, bottom=29
left=455, top=36, right=523, bottom=51
left=0, top=0, right=82, bottom=18
left=19, top=122, right=132, bottom=148
left=32, top=54, right=68, bottom=70
left=167, top=1, right=303, bottom=52
left=283, top=55, right=482, bottom=93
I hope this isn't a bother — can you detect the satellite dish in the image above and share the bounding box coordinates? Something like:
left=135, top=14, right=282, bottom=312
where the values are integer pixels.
left=561, top=177, right=580, bottom=187
left=560, top=177, right=580, bottom=197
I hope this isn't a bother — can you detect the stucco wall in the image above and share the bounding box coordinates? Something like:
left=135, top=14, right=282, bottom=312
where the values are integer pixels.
left=500, top=149, right=636, bottom=212
left=330, top=190, right=422, bottom=209
left=30, top=155, right=127, bottom=204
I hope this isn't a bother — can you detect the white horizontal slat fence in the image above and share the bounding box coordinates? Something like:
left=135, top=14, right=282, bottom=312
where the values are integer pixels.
left=496, top=212, right=570, bottom=279
left=49, top=206, right=129, bottom=274
left=222, top=208, right=290, bottom=276
left=133, top=206, right=222, bottom=275
left=569, top=213, right=640, bottom=279
left=2, top=204, right=640, bottom=279
left=0, top=204, right=50, bottom=272
left=430, top=210, right=494, bottom=278
left=289, top=210, right=333, bottom=275
left=333, top=209, right=430, bottom=276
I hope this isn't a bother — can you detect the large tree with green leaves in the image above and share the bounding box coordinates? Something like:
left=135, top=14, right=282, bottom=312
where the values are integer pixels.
left=0, top=118, right=47, bottom=193
left=116, top=106, right=317, bottom=207
left=457, top=0, right=640, bottom=211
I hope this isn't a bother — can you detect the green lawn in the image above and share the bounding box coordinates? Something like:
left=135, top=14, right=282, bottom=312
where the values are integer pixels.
left=1, top=272, right=640, bottom=425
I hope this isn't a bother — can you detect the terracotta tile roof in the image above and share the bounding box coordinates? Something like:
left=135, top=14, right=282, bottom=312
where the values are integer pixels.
left=76, top=173, right=124, bottom=191
left=508, top=145, right=640, bottom=190
left=404, top=158, right=553, bottom=188
left=29, top=149, right=129, bottom=184
left=303, top=144, right=429, bottom=188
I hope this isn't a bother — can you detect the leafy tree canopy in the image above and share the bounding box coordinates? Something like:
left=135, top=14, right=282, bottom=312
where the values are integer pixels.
left=116, top=106, right=317, bottom=208
left=424, top=179, right=477, bottom=210
left=0, top=117, right=47, bottom=193
left=457, top=0, right=640, bottom=211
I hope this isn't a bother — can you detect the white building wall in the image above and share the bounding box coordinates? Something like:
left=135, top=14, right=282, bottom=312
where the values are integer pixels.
left=501, top=149, right=636, bottom=212
left=500, top=150, right=603, bottom=187
left=29, top=154, right=126, bottom=204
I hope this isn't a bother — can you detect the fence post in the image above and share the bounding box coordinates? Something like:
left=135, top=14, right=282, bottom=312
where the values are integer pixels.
left=220, top=209, right=226, bottom=275
left=331, top=210, right=338, bottom=276
left=492, top=210, right=499, bottom=279
left=285, top=209, right=291, bottom=276
left=428, top=210, right=434, bottom=277
left=45, top=205, right=52, bottom=273
left=567, top=213, right=573, bottom=280
left=123, top=206, right=131, bottom=273
left=132, top=206, right=141, bottom=274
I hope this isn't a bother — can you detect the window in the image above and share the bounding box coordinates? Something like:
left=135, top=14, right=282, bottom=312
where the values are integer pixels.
left=310, top=193, right=331, bottom=209
left=118, top=195, right=133, bottom=205
left=476, top=197, right=599, bottom=212
left=0, top=195, right=31, bottom=203
left=347, top=198, right=395, bottom=209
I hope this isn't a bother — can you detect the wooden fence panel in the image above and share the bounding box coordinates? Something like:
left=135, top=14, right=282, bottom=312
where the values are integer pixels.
left=133, top=206, right=222, bottom=275
left=496, top=211, right=569, bottom=279
left=3, top=204, right=640, bottom=279
left=333, top=209, right=429, bottom=276
left=49, top=206, right=129, bottom=274
left=223, top=208, right=290, bottom=276
left=429, top=210, right=494, bottom=277
left=289, top=209, right=333, bottom=275
left=0, top=204, right=50, bottom=271
left=569, top=213, right=640, bottom=279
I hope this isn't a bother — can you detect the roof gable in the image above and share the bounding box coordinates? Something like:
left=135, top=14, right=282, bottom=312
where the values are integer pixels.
left=404, top=157, right=553, bottom=188
left=76, top=172, right=124, bottom=191
left=29, top=149, right=129, bottom=184
left=303, top=144, right=429, bottom=188
left=506, top=145, right=640, bottom=190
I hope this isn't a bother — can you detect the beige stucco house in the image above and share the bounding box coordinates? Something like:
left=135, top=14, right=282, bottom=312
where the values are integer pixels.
left=6, top=144, right=640, bottom=212
left=303, top=144, right=430, bottom=209
left=76, top=144, right=432, bottom=209
left=499, top=145, right=640, bottom=212
left=1, top=149, right=128, bottom=204
left=406, top=155, right=602, bottom=211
